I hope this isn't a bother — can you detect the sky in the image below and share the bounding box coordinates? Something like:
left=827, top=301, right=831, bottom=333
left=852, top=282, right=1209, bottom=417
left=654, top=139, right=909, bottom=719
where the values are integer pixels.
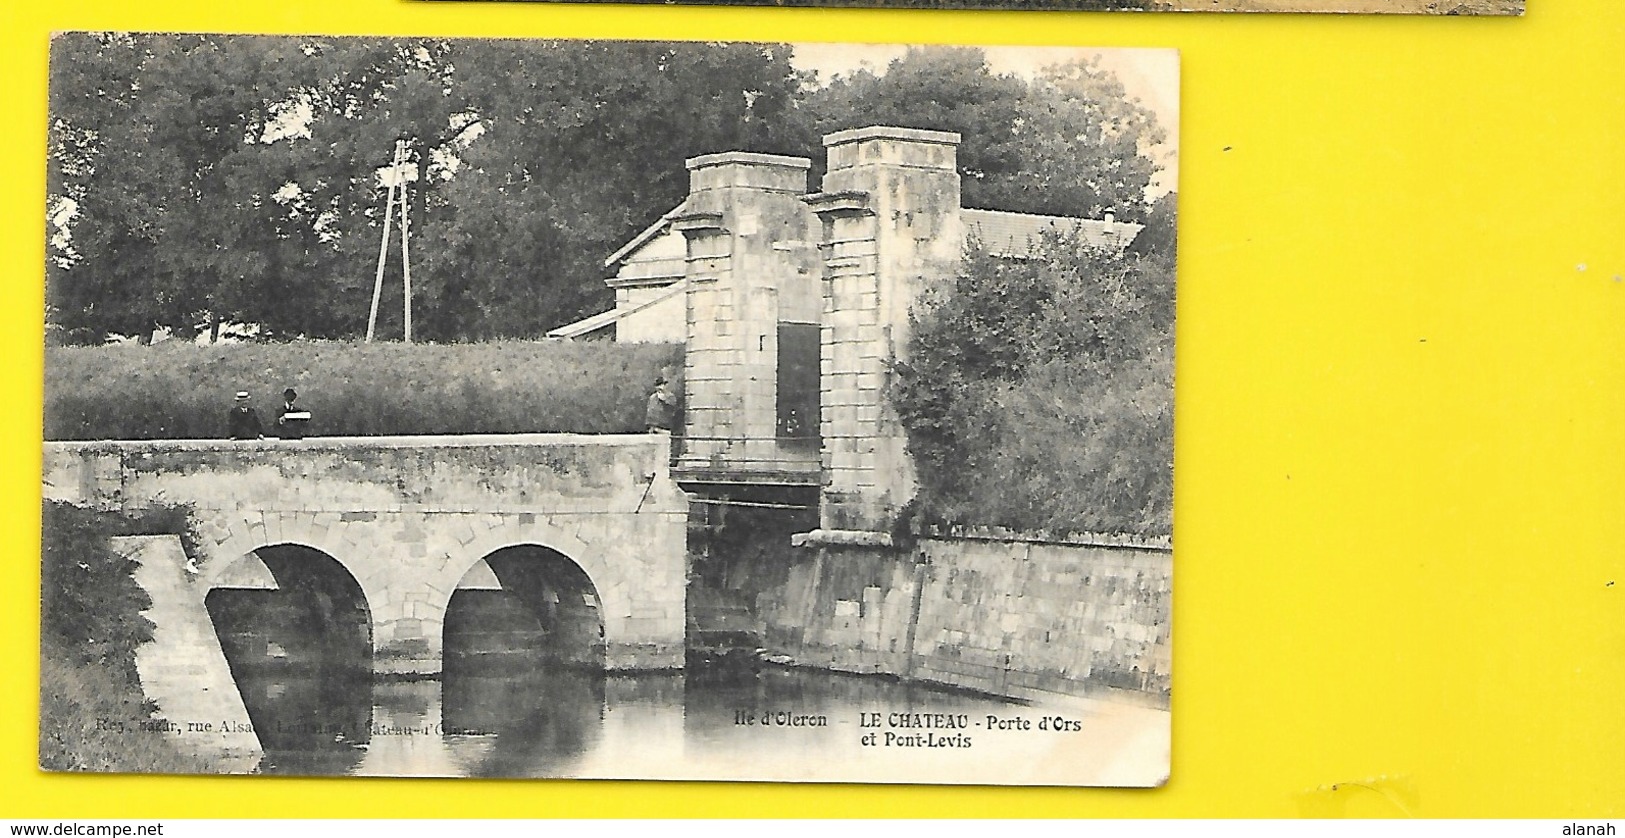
left=789, top=43, right=1179, bottom=198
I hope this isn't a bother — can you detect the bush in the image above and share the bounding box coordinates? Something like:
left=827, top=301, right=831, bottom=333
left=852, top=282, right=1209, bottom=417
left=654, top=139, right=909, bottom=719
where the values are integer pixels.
left=894, top=234, right=1174, bottom=536
left=40, top=502, right=155, bottom=683
left=44, top=340, right=682, bottom=440
left=39, top=501, right=211, bottom=773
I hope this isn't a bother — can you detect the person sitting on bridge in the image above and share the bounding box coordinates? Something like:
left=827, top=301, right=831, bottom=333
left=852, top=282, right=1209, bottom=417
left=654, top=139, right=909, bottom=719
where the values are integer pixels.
left=276, top=387, right=311, bottom=440
left=646, top=377, right=677, bottom=433
left=227, top=391, right=264, bottom=440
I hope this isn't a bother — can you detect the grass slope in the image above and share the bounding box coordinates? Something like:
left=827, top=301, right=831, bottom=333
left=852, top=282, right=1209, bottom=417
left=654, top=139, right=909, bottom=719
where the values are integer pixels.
left=45, top=340, right=681, bottom=441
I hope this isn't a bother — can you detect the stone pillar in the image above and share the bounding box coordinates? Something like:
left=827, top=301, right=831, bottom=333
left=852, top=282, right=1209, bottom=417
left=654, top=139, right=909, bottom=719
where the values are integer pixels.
left=807, top=127, right=964, bottom=531
left=673, top=152, right=819, bottom=476
left=674, top=209, right=733, bottom=472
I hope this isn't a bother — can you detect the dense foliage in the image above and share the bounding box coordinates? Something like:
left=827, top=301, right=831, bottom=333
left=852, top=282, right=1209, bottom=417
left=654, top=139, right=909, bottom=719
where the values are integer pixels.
left=894, top=199, right=1176, bottom=536
left=48, top=37, right=1167, bottom=345
left=39, top=501, right=211, bottom=772
left=45, top=340, right=681, bottom=440
left=40, top=502, right=155, bottom=682
left=804, top=48, right=1165, bottom=220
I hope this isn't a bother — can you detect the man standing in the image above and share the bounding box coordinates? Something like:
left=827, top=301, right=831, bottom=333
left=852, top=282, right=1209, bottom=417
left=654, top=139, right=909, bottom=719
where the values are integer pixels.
left=276, top=387, right=310, bottom=440
left=227, top=391, right=263, bottom=440
left=645, top=377, right=677, bottom=433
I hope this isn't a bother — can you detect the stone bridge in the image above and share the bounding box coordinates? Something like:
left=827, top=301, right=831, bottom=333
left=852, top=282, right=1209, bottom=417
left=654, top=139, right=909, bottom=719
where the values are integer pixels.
left=43, top=434, right=689, bottom=675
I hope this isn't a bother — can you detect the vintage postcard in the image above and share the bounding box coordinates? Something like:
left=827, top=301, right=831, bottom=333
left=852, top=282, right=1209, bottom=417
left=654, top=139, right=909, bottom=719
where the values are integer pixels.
left=423, top=0, right=1523, bottom=14
left=40, top=35, right=1175, bottom=785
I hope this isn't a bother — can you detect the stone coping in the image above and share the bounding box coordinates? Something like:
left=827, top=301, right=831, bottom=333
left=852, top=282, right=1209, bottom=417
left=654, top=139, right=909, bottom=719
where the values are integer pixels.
left=44, top=433, right=665, bottom=453
left=789, top=528, right=895, bottom=548
left=685, top=151, right=811, bottom=171
left=921, top=524, right=1171, bottom=552
left=790, top=525, right=1170, bottom=552
left=822, top=126, right=962, bottom=148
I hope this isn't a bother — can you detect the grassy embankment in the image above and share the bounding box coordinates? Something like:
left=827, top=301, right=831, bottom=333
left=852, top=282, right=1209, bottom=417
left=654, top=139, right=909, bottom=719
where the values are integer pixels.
left=39, top=501, right=214, bottom=773
left=45, top=340, right=682, bottom=440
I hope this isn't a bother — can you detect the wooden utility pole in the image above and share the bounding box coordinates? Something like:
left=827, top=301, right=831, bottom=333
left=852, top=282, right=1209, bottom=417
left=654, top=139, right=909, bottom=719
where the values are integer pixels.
left=401, top=160, right=412, bottom=344
left=366, top=139, right=414, bottom=343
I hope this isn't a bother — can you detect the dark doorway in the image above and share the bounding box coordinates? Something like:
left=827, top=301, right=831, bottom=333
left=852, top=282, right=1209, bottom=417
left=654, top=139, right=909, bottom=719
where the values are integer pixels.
left=776, top=322, right=821, bottom=450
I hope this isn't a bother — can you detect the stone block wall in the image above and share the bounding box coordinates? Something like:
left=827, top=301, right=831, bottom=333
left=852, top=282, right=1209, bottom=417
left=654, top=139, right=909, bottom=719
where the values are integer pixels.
left=912, top=535, right=1172, bottom=705
left=109, top=535, right=263, bottom=771
left=810, top=210, right=887, bottom=530
left=809, top=127, right=965, bottom=531
left=758, top=531, right=1172, bottom=707
left=758, top=545, right=918, bottom=676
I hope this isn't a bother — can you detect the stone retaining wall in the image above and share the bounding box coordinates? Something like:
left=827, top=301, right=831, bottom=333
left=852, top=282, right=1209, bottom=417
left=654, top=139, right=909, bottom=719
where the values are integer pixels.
left=759, top=531, right=1171, bottom=707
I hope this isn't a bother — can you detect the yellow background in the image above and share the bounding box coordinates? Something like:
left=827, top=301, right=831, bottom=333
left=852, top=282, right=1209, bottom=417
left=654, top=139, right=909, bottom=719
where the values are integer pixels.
left=2, top=0, right=1621, bottom=819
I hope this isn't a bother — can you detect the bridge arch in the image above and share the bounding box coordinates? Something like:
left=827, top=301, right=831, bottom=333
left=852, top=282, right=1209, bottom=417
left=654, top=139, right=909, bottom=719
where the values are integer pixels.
left=204, top=541, right=376, bottom=666
left=454, top=521, right=627, bottom=623
left=202, top=512, right=396, bottom=659
left=436, top=519, right=630, bottom=670
left=443, top=544, right=607, bottom=670
left=204, top=541, right=375, bottom=765
left=202, top=512, right=377, bottom=598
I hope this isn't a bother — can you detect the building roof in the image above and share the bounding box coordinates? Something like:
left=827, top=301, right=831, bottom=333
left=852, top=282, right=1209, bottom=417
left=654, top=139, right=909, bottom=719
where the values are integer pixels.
left=545, top=280, right=690, bottom=340
left=603, top=201, right=689, bottom=269
left=962, top=208, right=1142, bottom=258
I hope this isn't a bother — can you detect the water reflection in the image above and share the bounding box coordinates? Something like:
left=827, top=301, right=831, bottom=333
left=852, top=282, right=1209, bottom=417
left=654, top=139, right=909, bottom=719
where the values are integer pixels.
left=247, top=671, right=372, bottom=775
left=441, top=664, right=606, bottom=778
left=214, top=574, right=1169, bottom=784
left=234, top=657, right=1047, bottom=779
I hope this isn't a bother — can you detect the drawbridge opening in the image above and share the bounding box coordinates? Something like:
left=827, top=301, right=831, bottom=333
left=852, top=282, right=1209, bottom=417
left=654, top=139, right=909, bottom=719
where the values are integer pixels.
left=205, top=544, right=373, bottom=772
left=685, top=486, right=818, bottom=658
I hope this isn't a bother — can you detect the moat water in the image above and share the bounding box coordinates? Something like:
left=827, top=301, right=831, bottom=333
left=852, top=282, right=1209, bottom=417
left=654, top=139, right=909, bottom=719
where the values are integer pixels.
left=210, top=566, right=1165, bottom=784
left=230, top=657, right=1168, bottom=785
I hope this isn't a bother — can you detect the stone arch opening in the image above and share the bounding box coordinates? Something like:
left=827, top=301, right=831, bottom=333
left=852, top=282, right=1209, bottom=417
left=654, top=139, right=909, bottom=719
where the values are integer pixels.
left=441, top=545, right=609, bottom=766
left=443, top=545, right=606, bottom=673
left=205, top=543, right=373, bottom=773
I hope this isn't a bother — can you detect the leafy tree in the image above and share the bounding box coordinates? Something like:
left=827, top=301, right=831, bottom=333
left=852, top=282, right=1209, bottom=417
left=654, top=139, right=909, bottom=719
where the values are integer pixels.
left=47, top=36, right=813, bottom=343
left=804, top=47, right=1165, bottom=221
left=46, top=38, right=1165, bottom=344
left=1129, top=190, right=1178, bottom=260
left=894, top=225, right=1175, bottom=536
left=48, top=33, right=182, bottom=343
left=413, top=39, right=813, bottom=338
left=48, top=34, right=373, bottom=342
left=999, top=60, right=1166, bottom=221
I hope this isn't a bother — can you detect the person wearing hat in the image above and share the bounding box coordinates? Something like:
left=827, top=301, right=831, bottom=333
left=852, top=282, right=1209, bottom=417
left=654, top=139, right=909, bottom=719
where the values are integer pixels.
left=645, top=376, right=677, bottom=433
left=276, top=387, right=310, bottom=440
left=227, top=391, right=264, bottom=440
